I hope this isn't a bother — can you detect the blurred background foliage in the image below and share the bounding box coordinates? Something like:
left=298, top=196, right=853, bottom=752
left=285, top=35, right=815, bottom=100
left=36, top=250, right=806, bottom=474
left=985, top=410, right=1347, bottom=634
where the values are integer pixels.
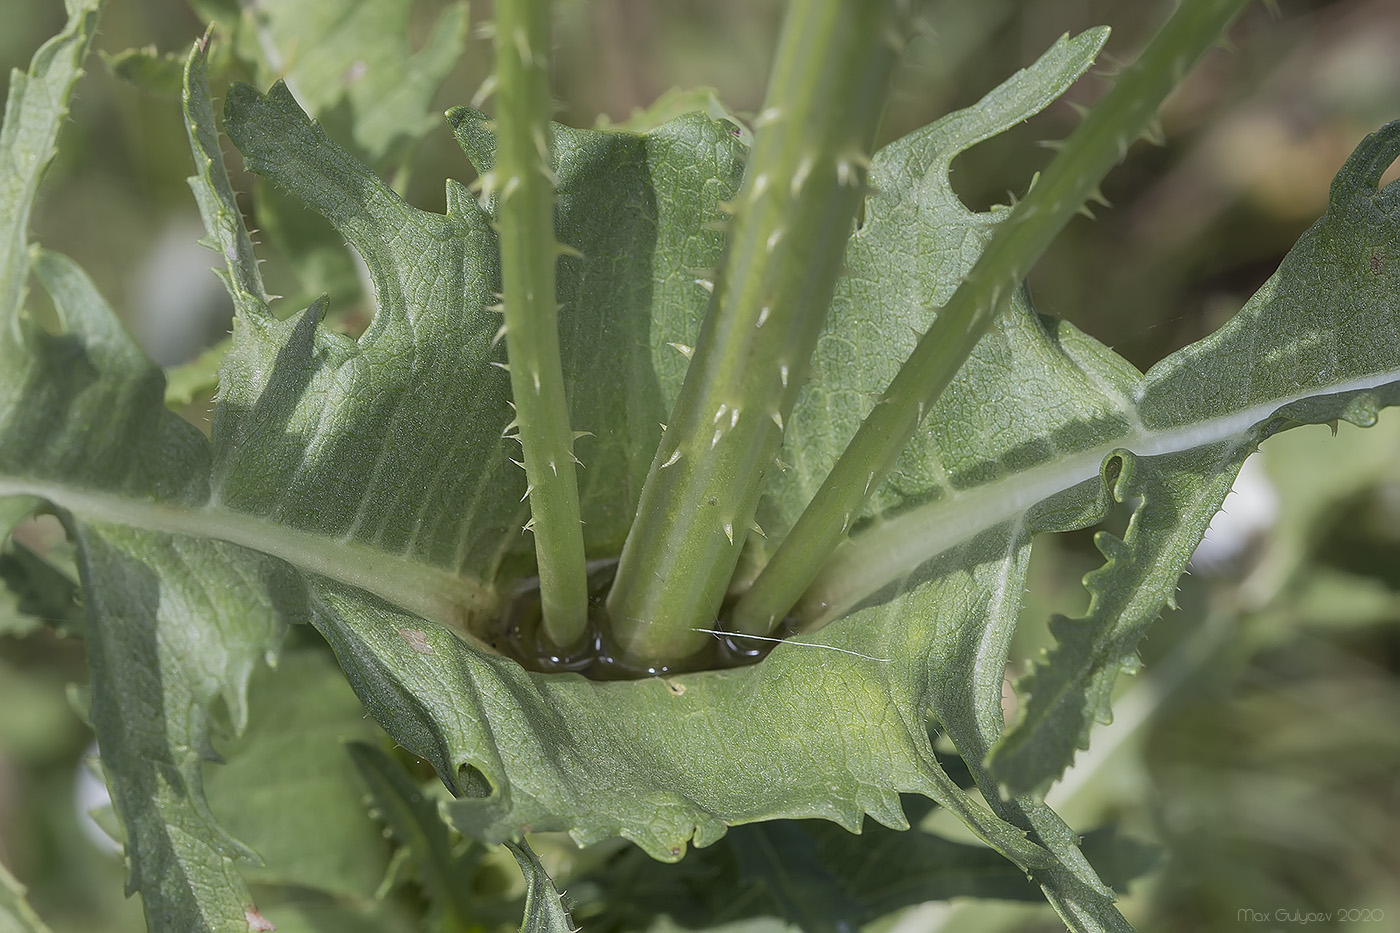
left=3, top=0, right=1400, bottom=931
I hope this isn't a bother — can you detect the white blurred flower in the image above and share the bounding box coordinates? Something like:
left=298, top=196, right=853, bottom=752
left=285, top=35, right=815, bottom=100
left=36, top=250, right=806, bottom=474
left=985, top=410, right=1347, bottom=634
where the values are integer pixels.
left=1191, top=454, right=1280, bottom=573
left=74, top=741, right=121, bottom=855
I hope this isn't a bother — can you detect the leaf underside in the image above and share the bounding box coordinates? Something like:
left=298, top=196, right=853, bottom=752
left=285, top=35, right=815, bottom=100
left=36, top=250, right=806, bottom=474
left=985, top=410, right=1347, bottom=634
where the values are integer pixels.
left=569, top=807, right=1158, bottom=933
left=3, top=5, right=287, bottom=933
left=5, top=11, right=1400, bottom=933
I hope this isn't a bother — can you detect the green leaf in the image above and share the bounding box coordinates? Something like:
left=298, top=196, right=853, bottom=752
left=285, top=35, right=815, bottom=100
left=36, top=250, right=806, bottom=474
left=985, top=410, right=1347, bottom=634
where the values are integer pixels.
left=0, top=0, right=98, bottom=336
left=74, top=516, right=290, bottom=933
left=0, top=502, right=42, bottom=636
left=567, top=808, right=1158, bottom=933
left=102, top=46, right=187, bottom=97
left=163, top=337, right=230, bottom=407
left=2, top=50, right=293, bottom=926
left=202, top=648, right=392, bottom=900
left=171, top=53, right=502, bottom=626
left=751, top=27, right=1121, bottom=554
left=347, top=742, right=479, bottom=930
left=604, top=0, right=913, bottom=665
left=153, top=70, right=742, bottom=615
left=251, top=179, right=365, bottom=313
left=725, top=34, right=1400, bottom=809
left=0, top=859, right=54, bottom=933
left=726, top=818, right=1158, bottom=932
left=448, top=104, right=744, bottom=557
left=986, top=120, right=1400, bottom=795
left=12, top=6, right=1400, bottom=932
left=727, top=30, right=1141, bottom=924
left=213, top=76, right=526, bottom=591
left=0, top=23, right=1152, bottom=919
left=727, top=823, right=874, bottom=933
left=310, top=583, right=1049, bottom=869
left=2, top=12, right=291, bottom=928
left=503, top=840, right=576, bottom=933
left=597, top=87, right=753, bottom=144
left=732, top=1, right=1250, bottom=639
left=217, top=0, right=468, bottom=165
left=0, top=536, right=84, bottom=637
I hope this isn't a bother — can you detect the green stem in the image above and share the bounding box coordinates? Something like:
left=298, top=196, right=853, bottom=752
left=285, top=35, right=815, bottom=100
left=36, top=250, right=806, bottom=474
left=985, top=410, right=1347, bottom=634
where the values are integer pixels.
left=605, top=0, right=907, bottom=669
left=493, top=0, right=588, bottom=649
left=731, top=0, right=1251, bottom=636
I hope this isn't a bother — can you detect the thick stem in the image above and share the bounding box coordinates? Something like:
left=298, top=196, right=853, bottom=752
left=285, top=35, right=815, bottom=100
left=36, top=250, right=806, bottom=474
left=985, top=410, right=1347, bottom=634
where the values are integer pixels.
left=604, top=0, right=907, bottom=669
left=731, top=0, right=1251, bottom=635
left=493, top=0, right=589, bottom=648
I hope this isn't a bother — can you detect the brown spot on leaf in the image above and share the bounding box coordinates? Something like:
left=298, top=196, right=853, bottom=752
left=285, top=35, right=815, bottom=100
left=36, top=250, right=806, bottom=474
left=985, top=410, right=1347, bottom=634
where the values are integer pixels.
left=246, top=906, right=275, bottom=931
left=398, top=627, right=435, bottom=655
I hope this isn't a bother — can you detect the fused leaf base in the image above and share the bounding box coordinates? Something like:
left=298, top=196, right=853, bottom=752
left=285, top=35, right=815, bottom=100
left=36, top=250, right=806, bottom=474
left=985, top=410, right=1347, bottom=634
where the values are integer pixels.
left=4, top=6, right=1400, bottom=932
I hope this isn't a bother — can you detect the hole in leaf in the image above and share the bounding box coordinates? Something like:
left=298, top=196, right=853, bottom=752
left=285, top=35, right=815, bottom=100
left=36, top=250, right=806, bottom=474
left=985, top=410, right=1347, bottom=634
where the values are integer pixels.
left=1380, top=152, right=1400, bottom=191
left=457, top=762, right=493, bottom=799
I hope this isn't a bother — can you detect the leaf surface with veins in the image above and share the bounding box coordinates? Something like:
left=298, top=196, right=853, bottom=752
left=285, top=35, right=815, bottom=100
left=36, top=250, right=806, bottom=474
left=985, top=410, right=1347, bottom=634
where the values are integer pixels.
left=6, top=15, right=1400, bottom=933
left=2, top=8, right=288, bottom=932
left=218, top=0, right=467, bottom=164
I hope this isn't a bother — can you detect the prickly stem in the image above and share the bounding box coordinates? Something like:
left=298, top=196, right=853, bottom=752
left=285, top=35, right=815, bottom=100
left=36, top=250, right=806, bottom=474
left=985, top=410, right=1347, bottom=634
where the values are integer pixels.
left=732, top=0, right=1251, bottom=636
left=493, top=0, right=588, bottom=649
left=605, top=0, right=910, bottom=667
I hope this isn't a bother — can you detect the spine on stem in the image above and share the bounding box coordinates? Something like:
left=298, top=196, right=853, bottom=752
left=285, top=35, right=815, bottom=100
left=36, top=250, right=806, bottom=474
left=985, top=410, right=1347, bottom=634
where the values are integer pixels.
left=492, top=0, right=589, bottom=649
left=605, top=0, right=909, bottom=669
left=731, top=0, right=1252, bottom=635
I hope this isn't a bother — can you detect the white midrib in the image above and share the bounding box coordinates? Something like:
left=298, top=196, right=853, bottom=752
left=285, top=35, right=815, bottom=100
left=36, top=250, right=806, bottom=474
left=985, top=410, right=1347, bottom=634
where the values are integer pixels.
left=7, top=367, right=1398, bottom=639
left=803, top=366, right=1400, bottom=626
left=0, top=479, right=499, bottom=630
